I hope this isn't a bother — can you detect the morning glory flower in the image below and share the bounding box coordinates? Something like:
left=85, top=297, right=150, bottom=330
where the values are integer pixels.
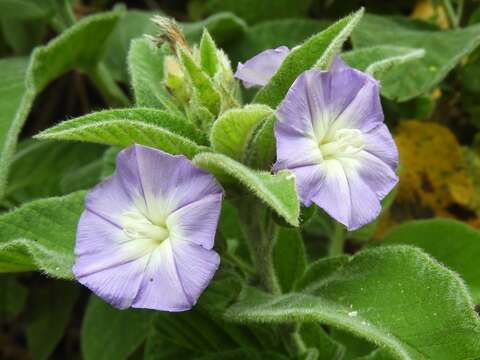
left=73, top=144, right=223, bottom=311
left=234, top=46, right=290, bottom=88
left=273, top=62, right=399, bottom=230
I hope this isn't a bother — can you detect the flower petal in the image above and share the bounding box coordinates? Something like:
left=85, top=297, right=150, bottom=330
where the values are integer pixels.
left=167, top=193, right=223, bottom=249
left=363, top=123, right=399, bottom=169
left=234, top=46, right=289, bottom=88
left=287, top=164, right=325, bottom=206
left=357, top=150, right=398, bottom=200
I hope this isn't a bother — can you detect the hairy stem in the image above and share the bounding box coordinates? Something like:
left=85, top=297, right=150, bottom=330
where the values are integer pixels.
left=329, top=221, right=346, bottom=256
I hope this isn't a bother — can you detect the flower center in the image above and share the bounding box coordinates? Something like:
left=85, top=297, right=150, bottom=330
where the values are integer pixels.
left=318, top=128, right=364, bottom=161
left=121, top=210, right=169, bottom=245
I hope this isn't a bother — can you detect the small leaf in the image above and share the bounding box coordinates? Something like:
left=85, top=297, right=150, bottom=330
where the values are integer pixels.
left=193, top=152, right=300, bottom=226
left=382, top=218, right=480, bottom=303
left=226, top=246, right=480, bottom=360
left=128, top=38, right=180, bottom=114
left=36, top=108, right=206, bottom=159
left=254, top=8, right=364, bottom=108
left=200, top=29, right=219, bottom=77
left=273, top=228, right=307, bottom=293
left=0, top=192, right=85, bottom=278
left=26, top=281, right=79, bottom=360
left=342, top=45, right=425, bottom=79
left=210, top=104, right=274, bottom=162
left=179, top=47, right=222, bottom=116
left=81, top=295, right=153, bottom=360
left=246, top=115, right=276, bottom=169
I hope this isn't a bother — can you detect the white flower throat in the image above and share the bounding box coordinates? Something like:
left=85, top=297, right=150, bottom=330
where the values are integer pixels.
left=318, top=128, right=364, bottom=161
left=122, top=210, right=169, bottom=245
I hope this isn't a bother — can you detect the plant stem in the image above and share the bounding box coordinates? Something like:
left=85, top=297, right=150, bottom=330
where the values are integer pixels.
left=89, top=63, right=130, bottom=108
left=442, top=0, right=459, bottom=28
left=329, top=221, right=346, bottom=256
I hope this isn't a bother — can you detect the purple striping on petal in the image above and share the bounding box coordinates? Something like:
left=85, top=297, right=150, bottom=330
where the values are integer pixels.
left=73, top=144, right=223, bottom=311
left=234, top=46, right=290, bottom=88
left=273, top=63, right=398, bottom=231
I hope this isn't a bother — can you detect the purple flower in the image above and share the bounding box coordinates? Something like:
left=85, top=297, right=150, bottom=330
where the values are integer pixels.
left=234, top=46, right=290, bottom=88
left=273, top=63, right=398, bottom=231
left=73, top=144, right=223, bottom=311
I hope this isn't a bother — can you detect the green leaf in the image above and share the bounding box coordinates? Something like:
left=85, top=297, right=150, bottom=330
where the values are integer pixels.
left=382, top=218, right=480, bottom=303
left=0, top=275, right=27, bottom=321
left=5, top=140, right=104, bottom=204
left=351, top=14, right=480, bottom=101
left=0, top=11, right=122, bottom=201
left=341, top=45, right=425, bottom=79
left=179, top=47, right=221, bottom=116
left=273, top=228, right=306, bottom=293
left=36, top=108, right=206, bottom=159
left=81, top=295, right=153, bottom=360
left=210, top=104, right=274, bottom=162
left=193, top=152, right=300, bottom=226
left=200, top=29, right=219, bottom=77
left=299, top=323, right=345, bottom=360
left=246, top=115, right=276, bottom=169
left=127, top=39, right=180, bottom=113
left=0, top=192, right=85, bottom=278
left=228, top=19, right=329, bottom=64
left=226, top=246, right=480, bottom=360
left=253, top=8, right=364, bottom=108
left=105, top=10, right=246, bottom=82
left=0, top=0, right=53, bottom=20
left=26, top=281, right=79, bottom=360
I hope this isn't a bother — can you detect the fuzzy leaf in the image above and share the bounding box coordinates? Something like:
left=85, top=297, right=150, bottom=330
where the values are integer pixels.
left=0, top=11, right=122, bottom=201
left=253, top=8, right=364, bottom=108
left=36, top=109, right=206, bottom=159
left=352, top=14, right=480, bottom=101
left=193, top=152, right=300, bottom=226
left=273, top=228, right=307, bottom=293
left=342, top=45, right=425, bottom=79
left=81, top=296, right=153, bottom=360
left=200, top=29, right=219, bottom=77
left=246, top=115, right=277, bottom=169
left=179, top=47, right=221, bottom=116
left=0, top=192, right=85, bottom=278
left=382, top=219, right=480, bottom=303
left=226, top=246, right=480, bottom=360
left=128, top=38, right=180, bottom=113
left=210, top=104, right=274, bottom=162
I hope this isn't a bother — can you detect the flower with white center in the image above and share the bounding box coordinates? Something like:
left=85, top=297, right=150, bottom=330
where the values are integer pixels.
left=234, top=46, right=290, bottom=88
left=73, top=144, right=223, bottom=311
left=273, top=61, right=399, bottom=230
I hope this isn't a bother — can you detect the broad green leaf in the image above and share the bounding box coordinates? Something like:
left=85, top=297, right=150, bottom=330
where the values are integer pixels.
left=273, top=228, right=307, bottom=293
left=127, top=39, right=180, bottom=113
left=0, top=0, right=53, bottom=20
left=193, top=152, right=300, bottom=226
left=36, top=108, right=206, bottom=159
left=228, top=19, right=329, bottom=64
left=0, top=11, right=122, bottom=201
left=26, top=281, right=79, bottom=360
left=5, top=140, right=104, bottom=204
left=226, top=246, right=480, bottom=360
left=179, top=47, right=221, bottom=116
left=105, top=10, right=246, bottom=82
left=200, top=29, right=219, bottom=77
left=81, top=296, right=153, bottom=360
left=382, top=218, right=480, bottom=303
left=341, top=46, right=425, bottom=79
left=210, top=105, right=273, bottom=162
left=254, top=8, right=364, bottom=108
left=352, top=14, right=480, bottom=101
left=0, top=275, right=27, bottom=321
left=0, top=192, right=85, bottom=278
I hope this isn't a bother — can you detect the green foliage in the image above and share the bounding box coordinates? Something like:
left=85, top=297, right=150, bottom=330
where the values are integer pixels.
left=0, top=192, right=85, bottom=278
left=0, top=275, right=27, bottom=321
left=0, top=0, right=53, bottom=20
left=81, top=296, right=153, bottom=360
left=254, top=8, right=364, bottom=108
left=352, top=14, right=480, bottom=101
left=36, top=108, right=207, bottom=159
left=273, top=228, right=307, bottom=293
left=226, top=246, right=480, bottom=360
left=382, top=219, right=480, bottom=303
left=128, top=39, right=180, bottom=113
left=26, top=281, right=79, bottom=360
left=210, top=104, right=274, bottom=162
left=200, top=29, right=220, bottom=77
left=193, top=152, right=300, bottom=226
left=0, top=10, right=122, bottom=201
